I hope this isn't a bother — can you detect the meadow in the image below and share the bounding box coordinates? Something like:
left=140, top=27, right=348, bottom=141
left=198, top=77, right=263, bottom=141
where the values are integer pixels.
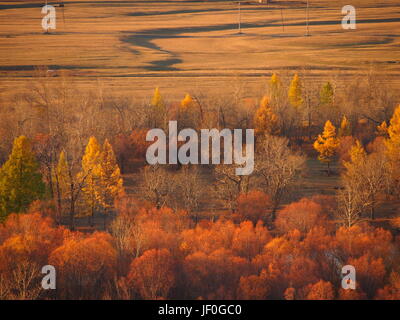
left=0, top=0, right=399, bottom=99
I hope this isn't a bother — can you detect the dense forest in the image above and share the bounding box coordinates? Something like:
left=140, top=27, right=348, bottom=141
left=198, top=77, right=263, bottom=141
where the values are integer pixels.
left=1, top=68, right=400, bottom=299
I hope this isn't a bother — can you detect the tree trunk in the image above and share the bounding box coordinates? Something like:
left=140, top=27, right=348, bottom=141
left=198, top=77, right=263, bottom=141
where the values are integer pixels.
left=70, top=201, right=75, bottom=231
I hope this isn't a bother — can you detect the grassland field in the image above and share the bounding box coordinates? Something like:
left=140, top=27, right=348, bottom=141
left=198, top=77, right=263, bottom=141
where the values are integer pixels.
left=0, top=0, right=399, bottom=100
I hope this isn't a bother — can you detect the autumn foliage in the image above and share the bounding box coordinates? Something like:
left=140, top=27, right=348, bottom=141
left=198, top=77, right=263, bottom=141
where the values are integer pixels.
left=1, top=73, right=400, bottom=301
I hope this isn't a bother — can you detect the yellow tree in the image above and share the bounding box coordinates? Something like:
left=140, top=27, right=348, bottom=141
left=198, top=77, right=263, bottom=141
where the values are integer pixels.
left=270, top=73, right=281, bottom=90
left=344, top=140, right=366, bottom=170
left=338, top=115, right=351, bottom=137
left=96, top=139, right=124, bottom=229
left=376, top=121, right=389, bottom=137
left=268, top=73, right=284, bottom=109
left=81, top=136, right=102, bottom=225
left=180, top=93, right=194, bottom=111
left=150, top=87, right=167, bottom=128
left=288, top=73, right=303, bottom=108
left=179, top=93, right=203, bottom=128
left=385, top=105, right=400, bottom=188
left=179, top=93, right=195, bottom=128
left=151, top=87, right=163, bottom=108
left=254, top=96, right=280, bottom=137
left=269, top=73, right=282, bottom=98
left=313, top=120, right=339, bottom=174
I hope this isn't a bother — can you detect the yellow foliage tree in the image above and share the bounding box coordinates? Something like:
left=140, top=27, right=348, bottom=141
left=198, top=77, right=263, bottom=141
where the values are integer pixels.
left=96, top=139, right=124, bottom=228
left=180, top=93, right=194, bottom=111
left=270, top=73, right=281, bottom=89
left=254, top=96, right=280, bottom=137
left=268, top=73, right=283, bottom=107
left=151, top=87, right=163, bottom=108
left=344, top=140, right=366, bottom=170
left=313, top=120, right=339, bottom=174
left=81, top=136, right=102, bottom=224
left=269, top=73, right=281, bottom=95
left=338, top=115, right=351, bottom=137
left=150, top=87, right=167, bottom=128
left=377, top=121, right=389, bottom=137
left=386, top=105, right=400, bottom=187
left=386, top=106, right=400, bottom=160
left=288, top=73, right=303, bottom=108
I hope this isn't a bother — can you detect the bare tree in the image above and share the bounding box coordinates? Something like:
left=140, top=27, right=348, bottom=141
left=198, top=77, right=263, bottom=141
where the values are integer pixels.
left=337, top=180, right=365, bottom=228
left=255, top=135, right=306, bottom=219
left=170, top=166, right=205, bottom=221
left=141, top=165, right=172, bottom=209
left=214, top=163, right=253, bottom=213
left=342, top=149, right=390, bottom=220
left=8, top=260, right=42, bottom=300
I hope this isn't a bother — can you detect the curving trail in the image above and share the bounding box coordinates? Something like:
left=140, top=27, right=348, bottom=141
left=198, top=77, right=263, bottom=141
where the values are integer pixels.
left=121, top=16, right=400, bottom=71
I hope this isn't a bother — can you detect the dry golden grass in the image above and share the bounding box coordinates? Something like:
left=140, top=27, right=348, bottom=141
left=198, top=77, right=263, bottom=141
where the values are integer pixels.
left=0, top=0, right=399, bottom=99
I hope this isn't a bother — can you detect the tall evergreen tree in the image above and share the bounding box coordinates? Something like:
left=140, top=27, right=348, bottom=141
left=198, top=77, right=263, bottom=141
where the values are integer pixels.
left=0, top=136, right=45, bottom=221
left=320, top=81, right=334, bottom=106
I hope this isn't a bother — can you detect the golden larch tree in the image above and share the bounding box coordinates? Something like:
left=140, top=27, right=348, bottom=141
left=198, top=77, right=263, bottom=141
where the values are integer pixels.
left=81, top=136, right=102, bottom=224
left=386, top=105, right=400, bottom=160
left=96, top=139, right=124, bottom=228
left=180, top=93, right=194, bottom=111
left=385, top=105, right=400, bottom=189
left=343, top=139, right=367, bottom=177
left=254, top=96, right=280, bottom=137
left=313, top=120, right=339, bottom=174
left=151, top=87, right=163, bottom=108
left=268, top=73, right=283, bottom=107
left=348, top=140, right=366, bottom=165
left=269, top=73, right=282, bottom=96
left=376, top=121, right=389, bottom=137
left=288, top=73, right=303, bottom=108
left=150, top=87, right=167, bottom=128
left=270, top=73, right=281, bottom=90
